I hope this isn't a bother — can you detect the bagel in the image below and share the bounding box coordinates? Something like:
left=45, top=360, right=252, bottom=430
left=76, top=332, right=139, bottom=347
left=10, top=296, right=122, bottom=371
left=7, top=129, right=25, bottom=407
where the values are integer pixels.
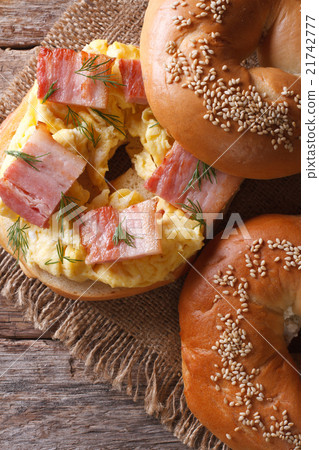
left=141, top=0, right=301, bottom=179
left=0, top=40, right=211, bottom=301
left=179, top=214, right=301, bottom=449
left=0, top=91, right=189, bottom=300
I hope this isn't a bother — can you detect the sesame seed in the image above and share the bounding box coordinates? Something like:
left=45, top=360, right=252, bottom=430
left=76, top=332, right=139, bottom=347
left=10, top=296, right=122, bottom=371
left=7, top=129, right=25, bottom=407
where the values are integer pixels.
left=166, top=9, right=293, bottom=152
left=204, top=234, right=300, bottom=448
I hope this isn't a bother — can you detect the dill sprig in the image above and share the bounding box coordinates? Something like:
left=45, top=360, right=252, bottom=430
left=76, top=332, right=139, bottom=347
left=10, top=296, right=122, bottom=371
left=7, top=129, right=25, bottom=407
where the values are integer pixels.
left=75, top=55, right=122, bottom=87
left=7, top=217, right=30, bottom=263
left=41, top=80, right=59, bottom=104
left=6, top=150, right=50, bottom=171
left=201, top=162, right=217, bottom=184
left=44, top=238, right=83, bottom=265
left=182, top=161, right=217, bottom=195
left=57, top=192, right=83, bottom=236
left=46, top=194, right=84, bottom=265
left=91, top=108, right=126, bottom=137
left=65, top=106, right=101, bottom=147
left=177, top=198, right=205, bottom=228
left=112, top=221, right=136, bottom=247
left=149, top=121, right=159, bottom=129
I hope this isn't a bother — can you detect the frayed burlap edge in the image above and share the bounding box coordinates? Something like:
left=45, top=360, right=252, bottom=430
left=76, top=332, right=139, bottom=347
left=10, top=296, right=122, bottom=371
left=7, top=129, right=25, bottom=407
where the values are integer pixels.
left=0, top=248, right=224, bottom=450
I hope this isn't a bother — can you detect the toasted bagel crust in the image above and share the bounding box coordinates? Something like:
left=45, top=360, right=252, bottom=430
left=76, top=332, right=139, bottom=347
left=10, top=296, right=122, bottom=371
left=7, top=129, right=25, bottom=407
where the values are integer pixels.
left=141, top=0, right=301, bottom=179
left=179, top=214, right=301, bottom=449
left=0, top=94, right=187, bottom=301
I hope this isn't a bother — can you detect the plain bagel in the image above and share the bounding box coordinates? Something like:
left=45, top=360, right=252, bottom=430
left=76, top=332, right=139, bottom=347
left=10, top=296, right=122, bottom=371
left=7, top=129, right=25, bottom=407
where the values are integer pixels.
left=179, top=214, right=301, bottom=449
left=0, top=91, right=189, bottom=301
left=141, top=0, right=301, bottom=179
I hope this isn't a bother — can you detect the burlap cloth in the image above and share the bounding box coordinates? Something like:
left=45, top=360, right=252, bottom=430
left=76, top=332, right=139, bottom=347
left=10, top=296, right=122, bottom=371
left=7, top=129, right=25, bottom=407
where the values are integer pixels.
left=0, top=1, right=301, bottom=448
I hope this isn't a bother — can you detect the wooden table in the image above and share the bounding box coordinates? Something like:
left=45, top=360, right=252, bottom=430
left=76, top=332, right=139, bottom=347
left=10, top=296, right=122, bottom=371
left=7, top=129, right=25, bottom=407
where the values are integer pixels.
left=0, top=2, right=187, bottom=448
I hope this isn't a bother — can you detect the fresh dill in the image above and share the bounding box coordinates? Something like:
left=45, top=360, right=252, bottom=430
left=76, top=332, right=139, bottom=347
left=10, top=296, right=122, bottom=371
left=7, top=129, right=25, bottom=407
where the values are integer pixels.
left=91, top=108, right=126, bottom=137
left=46, top=194, right=84, bottom=265
left=65, top=106, right=101, bottom=147
left=112, top=221, right=136, bottom=247
left=44, top=238, right=83, bottom=265
left=57, top=192, right=83, bottom=236
left=182, top=161, right=217, bottom=195
left=7, top=217, right=30, bottom=263
left=75, top=55, right=122, bottom=87
left=41, top=80, right=59, bottom=104
left=5, top=150, right=50, bottom=171
left=177, top=198, right=205, bottom=228
left=149, top=121, right=159, bottom=128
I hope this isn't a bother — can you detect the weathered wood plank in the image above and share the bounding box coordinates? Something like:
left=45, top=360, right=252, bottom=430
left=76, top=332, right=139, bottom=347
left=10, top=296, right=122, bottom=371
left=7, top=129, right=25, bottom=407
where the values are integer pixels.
left=0, top=339, right=187, bottom=449
left=0, top=0, right=73, bottom=48
left=0, top=294, right=52, bottom=339
left=0, top=48, right=36, bottom=97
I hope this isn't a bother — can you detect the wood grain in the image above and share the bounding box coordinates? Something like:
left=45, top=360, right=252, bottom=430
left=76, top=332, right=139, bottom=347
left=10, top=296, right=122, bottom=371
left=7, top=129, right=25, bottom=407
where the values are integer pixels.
left=0, top=0, right=73, bottom=48
left=0, top=339, right=186, bottom=449
left=0, top=294, right=52, bottom=339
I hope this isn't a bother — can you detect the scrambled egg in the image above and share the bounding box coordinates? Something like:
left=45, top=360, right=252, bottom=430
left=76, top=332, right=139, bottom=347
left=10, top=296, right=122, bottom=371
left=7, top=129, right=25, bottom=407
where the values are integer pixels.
left=0, top=40, right=204, bottom=288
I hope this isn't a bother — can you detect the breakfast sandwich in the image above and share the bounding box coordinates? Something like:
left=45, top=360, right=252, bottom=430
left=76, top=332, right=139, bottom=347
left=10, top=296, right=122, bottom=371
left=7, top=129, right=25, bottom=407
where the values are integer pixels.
left=0, top=40, right=242, bottom=300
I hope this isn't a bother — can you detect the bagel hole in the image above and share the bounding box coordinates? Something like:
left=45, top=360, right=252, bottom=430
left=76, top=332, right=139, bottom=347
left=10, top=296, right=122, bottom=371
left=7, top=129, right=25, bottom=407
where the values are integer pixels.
left=288, top=330, right=301, bottom=372
left=241, top=51, right=260, bottom=69
left=105, top=144, right=132, bottom=182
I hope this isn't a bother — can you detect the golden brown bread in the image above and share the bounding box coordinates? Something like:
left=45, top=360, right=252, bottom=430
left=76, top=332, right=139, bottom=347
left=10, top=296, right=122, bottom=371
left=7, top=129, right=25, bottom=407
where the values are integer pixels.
left=179, top=214, right=301, bottom=449
left=141, top=0, right=301, bottom=179
left=0, top=93, right=188, bottom=301
left=257, top=0, right=301, bottom=74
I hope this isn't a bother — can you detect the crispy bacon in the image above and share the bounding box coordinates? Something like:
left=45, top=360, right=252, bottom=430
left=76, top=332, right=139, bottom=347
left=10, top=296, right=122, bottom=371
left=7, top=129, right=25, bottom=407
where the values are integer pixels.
left=37, top=47, right=115, bottom=108
left=119, top=59, right=148, bottom=105
left=0, top=123, right=86, bottom=228
left=80, top=199, right=161, bottom=264
left=144, top=142, right=243, bottom=214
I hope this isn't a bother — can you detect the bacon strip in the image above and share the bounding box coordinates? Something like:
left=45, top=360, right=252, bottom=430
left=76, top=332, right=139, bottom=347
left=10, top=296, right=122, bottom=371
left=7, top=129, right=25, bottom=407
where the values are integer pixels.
left=37, top=47, right=115, bottom=108
left=144, top=142, right=243, bottom=214
left=80, top=199, right=161, bottom=265
left=119, top=59, right=148, bottom=105
left=0, top=123, right=86, bottom=228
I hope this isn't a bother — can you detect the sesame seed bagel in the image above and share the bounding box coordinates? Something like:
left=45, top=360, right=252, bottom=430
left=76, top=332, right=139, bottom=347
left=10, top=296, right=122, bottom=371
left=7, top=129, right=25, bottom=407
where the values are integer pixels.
left=179, top=214, right=301, bottom=449
left=141, top=0, right=301, bottom=179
